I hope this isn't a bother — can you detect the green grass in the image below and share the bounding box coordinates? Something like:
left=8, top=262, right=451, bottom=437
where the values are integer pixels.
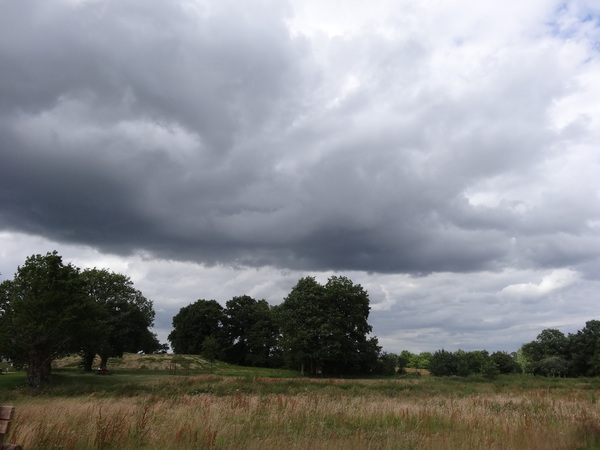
left=0, top=372, right=26, bottom=390
left=5, top=363, right=600, bottom=449
left=5, top=365, right=600, bottom=401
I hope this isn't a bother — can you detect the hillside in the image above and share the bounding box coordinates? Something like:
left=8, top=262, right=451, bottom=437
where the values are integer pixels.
left=53, top=352, right=209, bottom=372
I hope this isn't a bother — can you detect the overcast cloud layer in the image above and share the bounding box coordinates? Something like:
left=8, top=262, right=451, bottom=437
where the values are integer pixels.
left=2, top=0, right=600, bottom=353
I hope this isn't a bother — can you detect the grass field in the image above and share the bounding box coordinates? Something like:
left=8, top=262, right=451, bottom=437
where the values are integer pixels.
left=2, top=354, right=600, bottom=449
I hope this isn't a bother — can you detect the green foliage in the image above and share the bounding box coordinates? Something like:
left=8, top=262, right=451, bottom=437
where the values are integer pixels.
left=168, top=299, right=224, bottom=355
left=480, top=360, right=500, bottom=380
left=277, top=276, right=380, bottom=376
left=374, top=352, right=398, bottom=375
left=276, top=276, right=325, bottom=374
left=222, top=295, right=280, bottom=367
left=397, top=350, right=411, bottom=370
left=518, top=322, right=600, bottom=377
left=403, top=351, right=432, bottom=370
left=0, top=252, right=160, bottom=386
left=456, top=350, right=489, bottom=377
left=80, top=268, right=159, bottom=370
left=428, top=349, right=513, bottom=378
left=201, top=336, right=221, bottom=363
left=429, top=349, right=459, bottom=376
left=0, top=252, right=99, bottom=386
left=569, top=321, right=600, bottom=377
left=490, top=351, right=520, bottom=374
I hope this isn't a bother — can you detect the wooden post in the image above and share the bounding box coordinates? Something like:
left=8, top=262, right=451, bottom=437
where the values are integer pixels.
left=0, top=406, right=22, bottom=450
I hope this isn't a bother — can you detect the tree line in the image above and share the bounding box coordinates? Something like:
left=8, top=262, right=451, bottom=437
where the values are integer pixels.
left=0, top=252, right=162, bottom=386
left=169, top=275, right=388, bottom=376
left=518, top=322, right=600, bottom=377
left=388, top=321, right=600, bottom=378
left=3, top=252, right=600, bottom=386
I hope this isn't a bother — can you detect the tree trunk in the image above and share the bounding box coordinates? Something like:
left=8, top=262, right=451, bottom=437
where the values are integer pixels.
left=99, top=354, right=109, bottom=370
left=27, top=347, right=50, bottom=387
left=82, top=351, right=95, bottom=372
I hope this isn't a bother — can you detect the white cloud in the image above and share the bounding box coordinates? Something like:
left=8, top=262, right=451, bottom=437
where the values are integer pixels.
left=502, top=269, right=579, bottom=298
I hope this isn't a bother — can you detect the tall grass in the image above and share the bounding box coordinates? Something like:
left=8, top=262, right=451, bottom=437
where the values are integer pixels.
left=4, top=373, right=600, bottom=449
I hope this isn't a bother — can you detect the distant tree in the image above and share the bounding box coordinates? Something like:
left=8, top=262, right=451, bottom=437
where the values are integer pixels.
left=537, top=356, right=569, bottom=377
left=521, top=328, right=571, bottom=375
left=222, top=295, right=281, bottom=367
left=80, top=268, right=159, bottom=370
left=277, top=276, right=380, bottom=376
left=429, top=349, right=459, bottom=377
left=168, top=299, right=224, bottom=355
left=374, top=352, right=398, bottom=375
left=568, top=321, right=600, bottom=377
left=456, top=350, right=489, bottom=376
left=397, top=350, right=412, bottom=371
left=481, top=359, right=500, bottom=380
left=490, top=351, right=520, bottom=374
left=0, top=252, right=98, bottom=386
left=408, top=352, right=432, bottom=370
left=537, top=329, right=569, bottom=358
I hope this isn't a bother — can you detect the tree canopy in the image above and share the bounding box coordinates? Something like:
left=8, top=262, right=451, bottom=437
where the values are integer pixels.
left=520, top=321, right=600, bottom=377
left=168, top=299, right=224, bottom=355
left=168, top=275, right=383, bottom=375
left=0, top=252, right=161, bottom=386
left=222, top=295, right=280, bottom=367
left=80, top=268, right=160, bottom=370
left=277, top=275, right=380, bottom=376
left=0, top=252, right=97, bottom=386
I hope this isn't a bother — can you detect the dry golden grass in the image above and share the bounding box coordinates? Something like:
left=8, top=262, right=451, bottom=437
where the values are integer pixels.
left=7, top=375, right=600, bottom=449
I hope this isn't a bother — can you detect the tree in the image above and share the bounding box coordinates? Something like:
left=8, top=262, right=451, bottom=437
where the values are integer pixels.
left=397, top=350, right=412, bottom=371
left=537, top=329, right=569, bottom=358
left=456, top=350, right=490, bottom=377
left=408, top=352, right=432, bottom=370
left=481, top=359, right=500, bottom=380
left=276, top=277, right=325, bottom=375
left=80, top=268, right=160, bottom=370
left=222, top=295, right=280, bottom=367
left=568, top=321, right=600, bottom=376
left=277, top=276, right=380, bottom=376
left=429, top=349, right=459, bottom=376
left=374, top=352, right=398, bottom=375
left=201, top=336, right=221, bottom=363
left=537, top=356, right=569, bottom=377
left=0, top=252, right=98, bottom=386
left=490, top=351, right=520, bottom=374
left=168, top=299, right=224, bottom=355
left=520, top=328, right=570, bottom=375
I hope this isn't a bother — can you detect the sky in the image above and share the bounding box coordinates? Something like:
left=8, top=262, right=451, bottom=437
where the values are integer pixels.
left=1, top=0, right=600, bottom=354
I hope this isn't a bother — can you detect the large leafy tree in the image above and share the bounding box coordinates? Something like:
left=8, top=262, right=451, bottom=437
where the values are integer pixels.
left=429, top=349, right=459, bottom=376
left=0, top=252, right=99, bottom=386
left=80, top=268, right=160, bottom=370
left=168, top=299, right=224, bottom=355
left=222, top=295, right=280, bottom=367
left=568, top=320, right=600, bottom=377
left=276, top=276, right=327, bottom=375
left=490, top=351, right=520, bottom=374
left=277, top=275, right=380, bottom=376
left=520, top=328, right=570, bottom=376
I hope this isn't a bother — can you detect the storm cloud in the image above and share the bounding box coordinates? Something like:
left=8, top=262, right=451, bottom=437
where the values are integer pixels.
left=2, top=0, right=600, bottom=352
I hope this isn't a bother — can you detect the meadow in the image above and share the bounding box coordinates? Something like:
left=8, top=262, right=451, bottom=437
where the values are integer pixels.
left=2, top=354, right=600, bottom=449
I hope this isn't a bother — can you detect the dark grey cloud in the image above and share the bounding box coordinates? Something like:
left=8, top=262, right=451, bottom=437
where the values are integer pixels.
left=1, top=0, right=600, bottom=352
left=2, top=0, right=599, bottom=278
